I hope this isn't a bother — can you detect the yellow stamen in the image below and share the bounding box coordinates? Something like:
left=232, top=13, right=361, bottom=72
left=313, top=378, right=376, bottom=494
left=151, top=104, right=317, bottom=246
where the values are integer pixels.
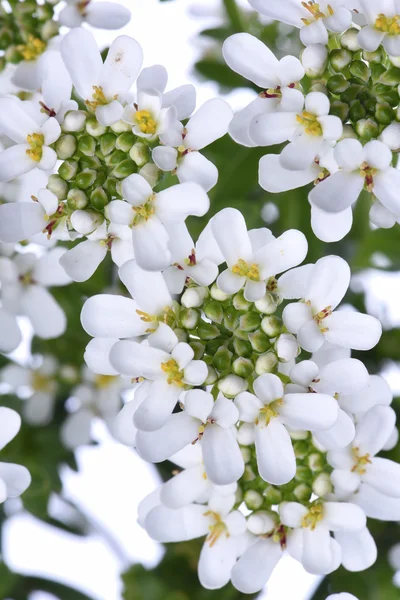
left=134, top=110, right=157, bottom=135
left=16, top=36, right=46, bottom=61
left=256, top=399, right=283, bottom=426
left=301, top=1, right=333, bottom=25
left=161, top=359, right=184, bottom=386
left=204, top=511, right=229, bottom=547
left=26, top=133, right=44, bottom=162
left=232, top=258, right=260, bottom=281
left=312, top=304, right=332, bottom=333
left=296, top=111, right=323, bottom=136
left=302, top=503, right=324, bottom=530
left=375, top=14, right=400, bottom=35
left=95, top=374, right=116, bottom=389
left=85, top=86, right=108, bottom=111
left=136, top=306, right=176, bottom=328
left=351, top=447, right=372, bottom=475
left=131, top=195, right=156, bottom=226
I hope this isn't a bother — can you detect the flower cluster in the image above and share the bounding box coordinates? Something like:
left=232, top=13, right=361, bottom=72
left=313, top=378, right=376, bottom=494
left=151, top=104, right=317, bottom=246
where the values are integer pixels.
left=223, top=1, right=400, bottom=240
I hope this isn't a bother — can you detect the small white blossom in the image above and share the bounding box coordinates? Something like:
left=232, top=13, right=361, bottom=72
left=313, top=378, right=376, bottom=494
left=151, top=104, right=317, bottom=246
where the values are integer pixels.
left=0, top=407, right=31, bottom=503
left=59, top=0, right=131, bottom=30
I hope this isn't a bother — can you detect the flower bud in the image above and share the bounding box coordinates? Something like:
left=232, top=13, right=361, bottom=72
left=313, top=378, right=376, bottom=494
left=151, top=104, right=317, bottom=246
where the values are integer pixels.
left=63, top=110, right=86, bottom=132
left=263, top=486, right=282, bottom=504
left=67, top=189, right=89, bottom=210
left=173, top=328, right=188, bottom=343
left=59, top=159, right=78, bottom=181
left=239, top=312, right=261, bottom=332
left=180, top=307, right=200, bottom=329
left=104, top=177, right=119, bottom=198
left=241, top=447, right=251, bottom=463
left=55, top=134, right=77, bottom=159
left=112, top=159, right=136, bottom=179
left=238, top=423, right=255, bottom=445
left=210, top=283, right=231, bottom=301
left=330, top=48, right=352, bottom=72
left=293, top=483, right=312, bottom=502
left=244, top=490, right=263, bottom=510
left=217, top=374, right=247, bottom=397
left=182, top=286, right=208, bottom=308
left=223, top=306, right=240, bottom=331
left=47, top=174, right=67, bottom=200
left=100, top=132, right=117, bottom=156
left=232, top=357, right=254, bottom=378
left=274, top=333, right=299, bottom=362
left=78, top=134, right=96, bottom=157
left=255, top=351, right=278, bottom=375
left=349, top=60, right=371, bottom=83
left=110, top=119, right=131, bottom=133
left=233, top=289, right=252, bottom=311
left=213, top=346, right=233, bottom=371
left=355, top=118, right=379, bottom=141
left=302, top=43, right=328, bottom=77
left=295, top=465, right=312, bottom=482
left=247, top=512, right=276, bottom=535
left=348, top=100, right=366, bottom=122
left=327, top=74, right=349, bottom=94
left=204, top=300, right=224, bottom=324
left=116, top=131, right=136, bottom=152
left=139, top=162, right=161, bottom=187
left=232, top=337, right=252, bottom=358
left=330, top=100, right=349, bottom=122
left=375, top=102, right=395, bottom=125
left=190, top=341, right=205, bottom=360
left=308, top=452, right=324, bottom=472
left=340, top=27, right=361, bottom=51
left=130, top=142, right=150, bottom=166
left=70, top=209, right=102, bottom=233
left=293, top=440, right=309, bottom=459
left=196, top=321, right=220, bottom=340
left=248, top=329, right=272, bottom=353
left=370, top=63, right=387, bottom=82
left=312, top=473, right=332, bottom=497
left=243, top=465, right=256, bottom=481
left=341, top=124, right=358, bottom=139
left=363, top=48, right=384, bottom=64
left=90, top=186, right=109, bottom=210
left=86, top=117, right=107, bottom=137
left=205, top=365, right=218, bottom=385
left=380, top=66, right=400, bottom=86
left=254, top=292, right=279, bottom=314
left=261, top=315, right=283, bottom=338
left=75, top=168, right=97, bottom=189
left=340, top=83, right=363, bottom=104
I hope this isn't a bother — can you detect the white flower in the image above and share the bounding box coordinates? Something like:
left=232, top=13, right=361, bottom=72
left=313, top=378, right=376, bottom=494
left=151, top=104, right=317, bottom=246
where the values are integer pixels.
left=211, top=207, right=308, bottom=302
left=357, top=0, right=400, bottom=55
left=309, top=140, right=400, bottom=232
left=250, top=91, right=343, bottom=171
left=282, top=256, right=382, bottom=352
left=136, top=390, right=244, bottom=485
left=280, top=500, right=366, bottom=574
left=144, top=491, right=247, bottom=590
left=326, top=595, right=359, bottom=600
left=59, top=0, right=131, bottom=30
left=60, top=221, right=134, bottom=282
left=248, top=0, right=352, bottom=46
left=81, top=259, right=174, bottom=343
left=328, top=405, right=400, bottom=519
left=109, top=323, right=208, bottom=431
left=0, top=98, right=60, bottom=182
left=152, top=99, right=233, bottom=191
left=222, top=33, right=305, bottom=147
left=61, top=28, right=143, bottom=126
left=235, top=372, right=338, bottom=484
left=123, top=89, right=177, bottom=140
left=107, top=174, right=209, bottom=270
left=0, top=189, right=60, bottom=243
left=0, top=407, right=31, bottom=503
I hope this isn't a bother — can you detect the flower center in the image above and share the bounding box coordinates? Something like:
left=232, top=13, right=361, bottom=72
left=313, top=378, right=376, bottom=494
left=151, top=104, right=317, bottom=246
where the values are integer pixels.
left=360, top=163, right=377, bottom=192
left=301, top=503, right=324, bottom=530
left=135, top=306, right=176, bottom=331
left=301, top=2, right=333, bottom=25
left=135, top=110, right=157, bottom=135
left=132, top=195, right=156, bottom=225
left=232, top=259, right=260, bottom=281
left=17, top=35, right=46, bottom=61
left=26, top=133, right=44, bottom=162
left=161, top=359, right=184, bottom=386
left=312, top=304, right=332, bottom=333
left=183, top=249, right=197, bottom=267
left=32, top=372, right=52, bottom=392
left=296, top=111, right=323, bottom=136
left=77, top=0, right=91, bottom=15
left=260, top=86, right=282, bottom=99
left=95, top=374, right=116, bottom=389
left=351, top=447, right=372, bottom=475
left=85, top=86, right=108, bottom=111
left=204, top=511, right=229, bottom=547
left=256, top=399, right=283, bottom=426
left=375, top=14, right=400, bottom=35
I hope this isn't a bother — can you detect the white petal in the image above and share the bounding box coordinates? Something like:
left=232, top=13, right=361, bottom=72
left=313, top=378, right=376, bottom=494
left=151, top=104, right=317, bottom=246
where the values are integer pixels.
left=354, top=405, right=396, bottom=457
left=156, top=182, right=209, bottom=221
left=147, top=323, right=178, bottom=354
left=358, top=25, right=385, bottom=52
left=211, top=208, right=253, bottom=266
left=0, top=462, right=31, bottom=498
left=253, top=373, right=284, bottom=404
left=222, top=33, right=279, bottom=88
left=0, top=308, right=21, bottom=353
left=280, top=393, right=338, bottom=431
left=373, top=168, right=400, bottom=215
left=107, top=200, right=133, bottom=226
left=309, top=172, right=364, bottom=213
left=84, top=337, right=119, bottom=376
left=324, top=311, right=382, bottom=351
left=185, top=99, right=233, bottom=150
left=300, top=19, right=329, bottom=46
left=177, top=152, right=218, bottom=192
left=122, top=173, right=152, bottom=206
left=341, top=375, right=392, bottom=415
left=132, top=219, right=171, bottom=271
left=256, top=229, right=308, bottom=279
left=21, top=285, right=66, bottom=339
left=297, top=318, right=325, bottom=353
left=96, top=100, right=123, bottom=126
left=229, top=98, right=268, bottom=148
left=315, top=358, right=369, bottom=396
left=133, top=380, right=180, bottom=431
left=118, top=259, right=172, bottom=315
left=160, top=464, right=209, bottom=509
left=0, top=202, right=45, bottom=243
left=335, top=528, right=377, bottom=572
left=277, top=264, right=314, bottom=300
left=352, top=483, right=400, bottom=520
left=110, top=340, right=168, bottom=378
left=81, top=294, right=145, bottom=338
left=313, top=409, right=355, bottom=450
left=363, top=457, right=400, bottom=497
left=311, top=205, right=353, bottom=243
left=255, top=420, right=296, bottom=485
left=61, top=28, right=103, bottom=100
left=184, top=389, right=214, bottom=422
left=279, top=55, right=305, bottom=86
left=0, top=145, right=35, bottom=182
left=249, top=111, right=298, bottom=146
left=152, top=146, right=178, bottom=171
left=84, top=2, right=130, bottom=29
left=145, top=504, right=209, bottom=542
left=198, top=537, right=239, bottom=590
left=217, top=269, right=245, bottom=295
left=231, top=538, right=282, bottom=594
left=323, top=502, right=366, bottom=532
left=302, top=525, right=333, bottom=574
left=307, top=255, right=351, bottom=311
left=99, top=35, right=143, bottom=98
left=135, top=411, right=200, bottom=462
left=0, top=408, right=21, bottom=451
left=279, top=136, right=322, bottom=172
left=202, top=425, right=244, bottom=485
left=60, top=240, right=107, bottom=282
left=0, top=97, right=40, bottom=143
left=259, top=154, right=317, bottom=193
left=163, top=84, right=196, bottom=120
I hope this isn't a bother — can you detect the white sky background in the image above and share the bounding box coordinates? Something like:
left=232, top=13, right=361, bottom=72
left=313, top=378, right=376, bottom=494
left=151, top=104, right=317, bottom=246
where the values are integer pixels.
left=3, top=0, right=400, bottom=599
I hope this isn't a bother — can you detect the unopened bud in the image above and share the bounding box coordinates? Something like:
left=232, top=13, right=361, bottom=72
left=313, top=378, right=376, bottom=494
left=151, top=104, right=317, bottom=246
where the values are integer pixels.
left=139, top=162, right=161, bottom=187
left=248, top=329, right=271, bottom=353
left=263, top=485, right=282, bottom=504
left=232, top=357, right=254, bottom=378
left=63, top=110, right=86, bottom=132
left=223, top=306, right=240, bottom=332
left=210, top=283, right=231, bottom=301
left=55, top=134, right=77, bottom=159
left=363, top=48, right=384, bottom=64
left=237, top=423, right=255, bottom=446
left=190, top=341, right=205, bottom=360
left=180, top=307, right=200, bottom=329
left=243, top=465, right=256, bottom=481
left=330, top=48, right=352, bottom=72
left=239, top=311, right=261, bottom=332
left=205, top=365, right=218, bottom=385
left=100, top=132, right=117, bottom=156
left=130, top=142, right=150, bottom=166
left=218, top=374, right=248, bottom=397
left=355, top=117, right=379, bottom=141
left=340, top=27, right=361, bottom=51
left=247, top=512, right=276, bottom=535
left=349, top=60, right=371, bottom=83
left=173, top=328, right=188, bottom=343
left=244, top=490, right=263, bottom=510
left=330, top=100, right=349, bottom=122
left=204, top=300, right=224, bottom=323
left=86, top=117, right=107, bottom=137
left=327, top=74, right=349, bottom=94
left=261, top=315, right=283, bottom=338
left=182, top=286, right=208, bottom=308
left=116, top=131, right=136, bottom=152
left=113, top=159, right=137, bottom=179
left=348, top=99, right=366, bottom=122
left=294, top=483, right=312, bottom=502
left=90, top=186, right=109, bottom=210
left=233, top=289, right=252, bottom=311
left=67, top=189, right=89, bottom=210
left=375, top=102, right=395, bottom=125
left=312, top=473, right=332, bottom=497
left=78, top=134, right=96, bottom=157
left=47, top=174, right=67, bottom=200
left=295, top=465, right=312, bottom=482
left=59, top=159, right=78, bottom=181
left=274, top=333, right=299, bottom=362
left=233, top=337, right=252, bottom=358
left=241, top=447, right=251, bottom=463
left=213, top=346, right=233, bottom=371
left=255, top=351, right=278, bottom=375
left=308, top=452, right=324, bottom=472
left=302, top=43, right=328, bottom=77
left=75, top=168, right=96, bottom=189
left=196, top=321, right=220, bottom=340
left=254, top=292, right=279, bottom=314
left=293, top=440, right=309, bottom=459
left=70, top=209, right=102, bottom=233
left=380, top=66, right=400, bottom=86
left=110, top=119, right=131, bottom=133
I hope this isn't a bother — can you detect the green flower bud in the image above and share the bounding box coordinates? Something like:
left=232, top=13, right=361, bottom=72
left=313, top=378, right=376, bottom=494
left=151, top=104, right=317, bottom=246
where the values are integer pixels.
left=63, top=110, right=86, bottom=132
left=378, top=87, right=400, bottom=106
left=197, top=321, right=220, bottom=340
left=241, top=447, right=251, bottom=464
left=341, top=27, right=361, bottom=51
left=348, top=99, right=366, bottom=122
left=233, top=289, right=252, bottom=311
left=248, top=329, right=272, bottom=353
left=263, top=485, right=282, bottom=504
left=330, top=100, right=349, bottom=121
left=308, top=453, right=324, bottom=472
left=363, top=48, right=384, bottom=63
left=370, top=63, right=387, bottom=82
left=380, top=67, right=400, bottom=86
left=213, top=346, right=233, bottom=371
left=254, top=292, right=279, bottom=315
left=340, top=83, right=363, bottom=103
left=139, top=163, right=161, bottom=187
left=100, top=132, right=117, bottom=156
left=293, top=483, right=312, bottom=502
left=190, top=341, right=206, bottom=360
left=112, top=159, right=137, bottom=179
left=293, top=440, right=309, bottom=460
left=244, top=490, right=263, bottom=510
left=75, top=168, right=97, bottom=189
left=309, top=82, right=328, bottom=95
left=295, top=465, right=312, bottom=482
left=106, top=149, right=126, bottom=166
left=375, top=102, right=395, bottom=124
left=261, top=315, right=283, bottom=338
left=232, top=357, right=254, bottom=378
left=182, top=286, right=208, bottom=308
left=312, top=473, right=332, bottom=497
left=55, top=134, right=77, bottom=159
left=104, top=177, right=119, bottom=198
left=67, top=188, right=88, bottom=210
left=290, top=430, right=309, bottom=441
left=180, top=307, right=200, bottom=329
left=78, top=134, right=96, bottom=157
left=217, top=374, right=247, bottom=397
left=90, top=186, right=109, bottom=210
left=327, top=74, right=349, bottom=94
left=47, top=174, right=68, bottom=200
left=330, top=48, right=352, bottom=72
left=355, top=117, right=379, bottom=140
left=116, top=131, right=136, bottom=152
left=204, top=300, right=224, bottom=324
left=223, top=306, right=240, bottom=331
left=110, top=119, right=131, bottom=133
left=342, top=124, right=358, bottom=139
left=205, top=365, right=218, bottom=385
left=233, top=337, right=252, bottom=358
left=85, top=117, right=107, bottom=137
left=80, top=156, right=102, bottom=171
left=130, top=142, right=150, bottom=166
left=349, top=60, right=371, bottom=83
left=173, top=328, right=188, bottom=343
left=59, top=159, right=78, bottom=181
left=244, top=466, right=257, bottom=482
left=210, top=284, right=231, bottom=301
left=255, top=351, right=278, bottom=375
left=239, top=312, right=261, bottom=332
